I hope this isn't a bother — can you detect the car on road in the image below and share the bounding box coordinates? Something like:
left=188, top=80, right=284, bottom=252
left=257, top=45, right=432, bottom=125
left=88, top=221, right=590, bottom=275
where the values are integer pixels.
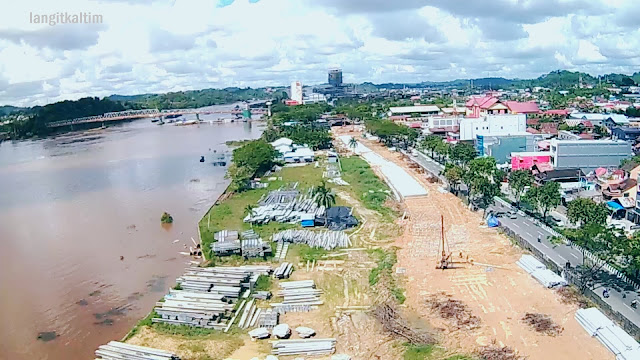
left=507, top=211, right=517, bottom=219
left=492, top=211, right=506, bottom=218
left=549, top=216, right=564, bottom=227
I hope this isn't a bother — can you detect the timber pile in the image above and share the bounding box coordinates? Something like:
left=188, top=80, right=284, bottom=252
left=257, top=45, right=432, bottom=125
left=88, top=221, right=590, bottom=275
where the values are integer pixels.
left=272, top=280, right=322, bottom=313
left=274, top=242, right=289, bottom=261
left=274, top=262, right=293, bottom=279
left=476, top=341, right=523, bottom=360
left=272, top=338, right=337, bottom=356
left=427, top=294, right=480, bottom=330
left=272, top=229, right=350, bottom=250
left=95, top=341, right=180, bottom=360
left=153, top=266, right=271, bottom=329
left=371, top=303, right=434, bottom=345
left=521, top=313, right=563, bottom=336
left=244, top=186, right=326, bottom=225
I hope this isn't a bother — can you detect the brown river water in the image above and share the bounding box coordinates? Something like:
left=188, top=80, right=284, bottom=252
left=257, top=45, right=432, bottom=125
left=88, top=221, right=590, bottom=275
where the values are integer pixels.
left=0, top=105, right=263, bottom=360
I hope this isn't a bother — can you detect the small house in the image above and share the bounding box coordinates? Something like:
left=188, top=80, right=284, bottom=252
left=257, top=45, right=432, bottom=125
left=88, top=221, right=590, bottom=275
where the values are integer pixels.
left=283, top=147, right=315, bottom=163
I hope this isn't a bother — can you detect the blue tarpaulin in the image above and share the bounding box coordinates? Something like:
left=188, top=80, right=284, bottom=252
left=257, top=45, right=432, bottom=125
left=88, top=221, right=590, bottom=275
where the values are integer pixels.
left=487, top=216, right=500, bottom=228
left=606, top=201, right=624, bottom=211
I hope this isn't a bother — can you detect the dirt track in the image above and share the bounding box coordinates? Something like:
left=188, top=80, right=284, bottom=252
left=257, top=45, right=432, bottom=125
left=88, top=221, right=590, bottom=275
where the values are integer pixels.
left=353, top=134, right=613, bottom=360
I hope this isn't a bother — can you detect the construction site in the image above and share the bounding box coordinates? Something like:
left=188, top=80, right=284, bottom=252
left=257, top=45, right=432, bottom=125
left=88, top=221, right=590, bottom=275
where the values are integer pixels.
left=115, top=127, right=617, bottom=360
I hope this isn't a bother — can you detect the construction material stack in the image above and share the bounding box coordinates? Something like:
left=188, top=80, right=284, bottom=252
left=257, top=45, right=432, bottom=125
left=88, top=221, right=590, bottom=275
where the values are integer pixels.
left=274, top=262, right=293, bottom=279
left=272, top=280, right=322, bottom=313
left=516, top=255, right=567, bottom=288
left=272, top=229, right=350, bottom=250
left=240, top=229, right=272, bottom=258
left=575, top=307, right=640, bottom=360
left=95, top=341, right=180, bottom=360
left=272, top=338, right=337, bottom=356
left=244, top=185, right=326, bottom=225
left=153, top=266, right=271, bottom=329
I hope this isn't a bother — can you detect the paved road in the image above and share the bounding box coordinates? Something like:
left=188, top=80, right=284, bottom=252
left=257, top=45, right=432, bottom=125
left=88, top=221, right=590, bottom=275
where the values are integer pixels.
left=411, top=149, right=640, bottom=328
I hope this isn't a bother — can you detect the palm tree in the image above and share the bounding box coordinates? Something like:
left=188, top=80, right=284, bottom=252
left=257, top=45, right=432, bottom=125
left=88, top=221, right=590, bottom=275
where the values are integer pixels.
left=313, top=181, right=336, bottom=225
left=348, top=137, right=358, bottom=151
left=244, top=204, right=256, bottom=227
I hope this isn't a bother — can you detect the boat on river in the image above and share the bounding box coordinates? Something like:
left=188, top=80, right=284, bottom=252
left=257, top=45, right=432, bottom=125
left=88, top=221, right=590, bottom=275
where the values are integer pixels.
left=175, top=119, right=199, bottom=126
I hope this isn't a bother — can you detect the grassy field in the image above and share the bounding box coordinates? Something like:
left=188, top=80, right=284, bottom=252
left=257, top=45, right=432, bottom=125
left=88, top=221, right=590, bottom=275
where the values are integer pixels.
left=339, top=156, right=398, bottom=220
left=198, top=164, right=325, bottom=259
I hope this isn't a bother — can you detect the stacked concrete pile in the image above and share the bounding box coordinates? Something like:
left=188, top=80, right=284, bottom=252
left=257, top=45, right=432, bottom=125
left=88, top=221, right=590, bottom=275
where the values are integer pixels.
left=576, top=308, right=640, bottom=360
left=244, top=186, right=326, bottom=225
left=272, top=339, right=337, bottom=356
left=153, top=266, right=271, bottom=329
left=272, top=229, right=350, bottom=250
left=95, top=341, right=180, bottom=360
left=271, top=280, right=322, bottom=313
left=516, top=255, right=567, bottom=288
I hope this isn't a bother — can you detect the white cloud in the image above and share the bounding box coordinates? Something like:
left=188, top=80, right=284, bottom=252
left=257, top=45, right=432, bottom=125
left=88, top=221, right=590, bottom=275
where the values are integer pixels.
left=0, top=0, right=639, bottom=106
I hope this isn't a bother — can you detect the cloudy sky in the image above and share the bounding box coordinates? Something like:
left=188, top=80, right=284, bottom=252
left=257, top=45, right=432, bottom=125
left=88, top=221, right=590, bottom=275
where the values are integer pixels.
left=1, top=0, right=639, bottom=107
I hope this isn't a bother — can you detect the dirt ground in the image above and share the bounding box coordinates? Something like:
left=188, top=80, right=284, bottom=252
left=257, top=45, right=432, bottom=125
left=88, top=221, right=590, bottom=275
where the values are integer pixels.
left=348, top=130, right=614, bottom=360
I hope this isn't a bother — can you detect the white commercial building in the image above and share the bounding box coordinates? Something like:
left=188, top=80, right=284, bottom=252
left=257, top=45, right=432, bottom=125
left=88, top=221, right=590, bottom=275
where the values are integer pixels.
left=549, top=139, right=632, bottom=172
left=388, top=105, right=440, bottom=118
left=303, top=93, right=327, bottom=104
left=459, top=114, right=527, bottom=140
left=290, top=81, right=303, bottom=104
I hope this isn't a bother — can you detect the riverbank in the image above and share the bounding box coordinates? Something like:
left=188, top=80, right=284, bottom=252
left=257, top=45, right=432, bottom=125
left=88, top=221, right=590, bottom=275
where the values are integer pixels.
left=0, top=119, right=265, bottom=360
left=120, top=130, right=513, bottom=360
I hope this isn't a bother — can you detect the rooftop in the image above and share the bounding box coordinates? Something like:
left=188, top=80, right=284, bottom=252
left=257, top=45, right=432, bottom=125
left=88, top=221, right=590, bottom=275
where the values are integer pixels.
left=504, top=101, right=541, bottom=114
left=389, top=105, right=440, bottom=114
left=511, top=151, right=551, bottom=157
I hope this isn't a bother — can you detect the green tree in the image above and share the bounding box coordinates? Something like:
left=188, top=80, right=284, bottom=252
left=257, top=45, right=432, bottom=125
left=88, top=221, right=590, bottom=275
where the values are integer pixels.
left=450, top=142, right=477, bottom=167
left=524, top=182, right=561, bottom=221
left=564, top=224, right=626, bottom=292
left=465, top=157, right=501, bottom=215
left=348, top=137, right=358, bottom=150
left=313, top=181, right=336, bottom=225
left=227, top=140, right=278, bottom=191
left=420, top=135, right=441, bottom=158
left=443, top=163, right=464, bottom=192
left=566, top=198, right=609, bottom=226
left=434, top=141, right=451, bottom=163
left=508, top=170, right=534, bottom=208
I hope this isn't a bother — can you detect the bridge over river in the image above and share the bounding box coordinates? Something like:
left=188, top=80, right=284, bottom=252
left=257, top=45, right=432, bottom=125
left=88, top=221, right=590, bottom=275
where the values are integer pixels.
left=46, top=107, right=268, bottom=128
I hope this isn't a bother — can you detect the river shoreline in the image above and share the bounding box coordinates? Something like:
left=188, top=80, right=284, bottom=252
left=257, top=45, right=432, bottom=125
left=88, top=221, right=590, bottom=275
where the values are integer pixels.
left=0, top=115, right=264, bottom=360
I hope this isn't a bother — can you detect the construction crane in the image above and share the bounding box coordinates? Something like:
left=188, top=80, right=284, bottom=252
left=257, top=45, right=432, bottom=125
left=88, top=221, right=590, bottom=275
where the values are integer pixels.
left=436, top=215, right=453, bottom=269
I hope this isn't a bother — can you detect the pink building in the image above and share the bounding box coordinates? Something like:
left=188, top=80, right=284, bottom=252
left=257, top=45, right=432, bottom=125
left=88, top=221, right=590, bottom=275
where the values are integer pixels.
left=511, top=151, right=551, bottom=170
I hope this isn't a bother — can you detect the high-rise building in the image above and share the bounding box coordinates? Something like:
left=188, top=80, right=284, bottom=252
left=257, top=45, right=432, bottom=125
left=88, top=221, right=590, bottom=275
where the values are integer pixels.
left=290, top=81, right=303, bottom=104
left=328, top=68, right=342, bottom=87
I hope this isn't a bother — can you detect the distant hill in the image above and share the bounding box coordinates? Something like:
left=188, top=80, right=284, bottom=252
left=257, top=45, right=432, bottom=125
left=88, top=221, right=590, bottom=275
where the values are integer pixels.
left=0, top=105, right=27, bottom=116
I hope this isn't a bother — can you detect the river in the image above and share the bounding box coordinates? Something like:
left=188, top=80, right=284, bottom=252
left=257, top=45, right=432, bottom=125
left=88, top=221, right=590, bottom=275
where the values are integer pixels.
left=0, top=104, right=263, bottom=360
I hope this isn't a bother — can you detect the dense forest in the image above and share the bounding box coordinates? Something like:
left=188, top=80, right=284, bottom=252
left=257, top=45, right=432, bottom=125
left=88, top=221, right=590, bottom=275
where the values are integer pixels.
left=1, top=88, right=271, bottom=138
left=107, top=87, right=269, bottom=110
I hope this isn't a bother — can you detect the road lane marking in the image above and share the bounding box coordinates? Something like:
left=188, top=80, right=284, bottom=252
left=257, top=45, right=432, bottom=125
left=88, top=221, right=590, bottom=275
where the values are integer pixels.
left=570, top=253, right=580, bottom=259
left=512, top=223, right=520, bottom=229
left=540, top=242, right=549, bottom=249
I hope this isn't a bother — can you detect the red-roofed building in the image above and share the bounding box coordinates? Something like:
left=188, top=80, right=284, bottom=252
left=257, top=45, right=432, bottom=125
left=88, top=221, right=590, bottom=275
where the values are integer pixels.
left=544, top=109, right=570, bottom=116
left=505, top=101, right=541, bottom=115
left=540, top=123, right=558, bottom=135
left=527, top=127, right=541, bottom=134
left=465, top=96, right=508, bottom=117
left=527, top=118, right=540, bottom=126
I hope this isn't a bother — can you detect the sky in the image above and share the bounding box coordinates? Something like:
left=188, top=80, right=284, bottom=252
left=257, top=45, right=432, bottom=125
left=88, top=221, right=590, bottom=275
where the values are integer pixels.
left=1, top=0, right=640, bottom=107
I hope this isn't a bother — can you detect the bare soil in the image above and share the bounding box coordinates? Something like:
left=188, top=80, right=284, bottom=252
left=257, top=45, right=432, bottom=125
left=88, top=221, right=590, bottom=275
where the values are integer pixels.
left=351, top=132, right=614, bottom=360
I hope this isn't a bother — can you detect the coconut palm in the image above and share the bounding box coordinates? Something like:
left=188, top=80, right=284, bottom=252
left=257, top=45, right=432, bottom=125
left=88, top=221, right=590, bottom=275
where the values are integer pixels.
left=348, top=137, right=358, bottom=151
left=244, top=204, right=256, bottom=227
left=313, top=181, right=336, bottom=225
